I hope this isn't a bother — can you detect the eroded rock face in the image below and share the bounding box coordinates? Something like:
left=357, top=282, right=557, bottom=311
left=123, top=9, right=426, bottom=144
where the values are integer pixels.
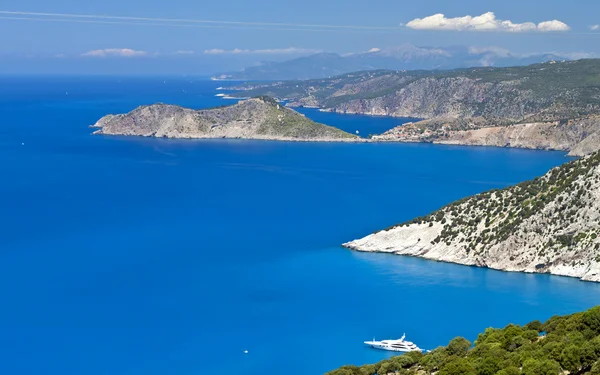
left=344, top=152, right=600, bottom=282
left=329, top=77, right=540, bottom=121
left=372, top=117, right=600, bottom=156
left=91, top=97, right=359, bottom=142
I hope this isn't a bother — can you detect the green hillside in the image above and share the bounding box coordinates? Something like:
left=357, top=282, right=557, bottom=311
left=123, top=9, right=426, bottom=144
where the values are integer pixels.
left=327, top=305, right=600, bottom=375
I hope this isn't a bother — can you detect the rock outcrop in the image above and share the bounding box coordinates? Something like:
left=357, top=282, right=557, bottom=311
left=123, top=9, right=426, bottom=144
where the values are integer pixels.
left=373, top=117, right=600, bottom=154
left=92, top=97, right=358, bottom=142
left=344, top=151, right=600, bottom=282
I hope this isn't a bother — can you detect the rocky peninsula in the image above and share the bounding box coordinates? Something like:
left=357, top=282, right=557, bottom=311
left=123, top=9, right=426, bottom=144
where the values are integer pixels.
left=92, top=96, right=359, bottom=142
left=344, top=151, right=600, bottom=282
left=238, top=59, right=600, bottom=155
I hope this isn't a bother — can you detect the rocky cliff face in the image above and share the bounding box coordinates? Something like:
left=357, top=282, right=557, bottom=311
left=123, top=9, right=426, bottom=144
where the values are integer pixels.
left=373, top=117, right=600, bottom=155
left=344, top=151, right=600, bottom=282
left=328, top=77, right=540, bottom=121
left=92, top=97, right=358, bottom=141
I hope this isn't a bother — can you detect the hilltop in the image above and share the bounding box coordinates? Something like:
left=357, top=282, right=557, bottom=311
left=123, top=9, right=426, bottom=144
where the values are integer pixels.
left=344, top=151, right=600, bottom=282
left=91, top=96, right=358, bottom=142
left=236, top=59, right=600, bottom=155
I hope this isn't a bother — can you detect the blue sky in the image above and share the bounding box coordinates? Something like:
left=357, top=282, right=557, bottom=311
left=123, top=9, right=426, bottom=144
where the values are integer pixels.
left=2, top=0, right=600, bottom=74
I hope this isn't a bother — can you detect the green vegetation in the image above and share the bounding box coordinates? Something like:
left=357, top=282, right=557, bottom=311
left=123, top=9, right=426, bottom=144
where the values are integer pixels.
left=326, top=306, right=600, bottom=375
left=240, top=59, right=600, bottom=123
left=256, top=97, right=358, bottom=140
left=382, top=150, right=600, bottom=257
left=242, top=70, right=406, bottom=102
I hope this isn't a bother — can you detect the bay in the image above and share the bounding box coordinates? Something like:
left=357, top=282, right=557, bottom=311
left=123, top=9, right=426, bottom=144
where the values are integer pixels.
left=0, top=76, right=597, bottom=375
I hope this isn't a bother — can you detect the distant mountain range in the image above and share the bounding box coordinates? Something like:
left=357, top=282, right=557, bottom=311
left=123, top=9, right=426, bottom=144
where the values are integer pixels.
left=213, top=44, right=573, bottom=81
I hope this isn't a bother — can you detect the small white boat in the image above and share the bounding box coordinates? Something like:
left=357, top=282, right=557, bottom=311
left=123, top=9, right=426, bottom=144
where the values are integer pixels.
left=364, top=334, right=422, bottom=352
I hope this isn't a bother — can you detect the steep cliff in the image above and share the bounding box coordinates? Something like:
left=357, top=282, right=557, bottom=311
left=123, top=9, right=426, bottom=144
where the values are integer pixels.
left=344, top=151, right=600, bottom=282
left=92, top=97, right=358, bottom=141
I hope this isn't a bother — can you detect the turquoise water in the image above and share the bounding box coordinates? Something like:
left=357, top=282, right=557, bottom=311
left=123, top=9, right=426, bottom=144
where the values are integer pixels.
left=1, top=76, right=599, bottom=375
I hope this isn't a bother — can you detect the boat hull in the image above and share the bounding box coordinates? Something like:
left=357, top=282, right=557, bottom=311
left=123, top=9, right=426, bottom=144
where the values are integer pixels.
left=364, top=342, right=421, bottom=353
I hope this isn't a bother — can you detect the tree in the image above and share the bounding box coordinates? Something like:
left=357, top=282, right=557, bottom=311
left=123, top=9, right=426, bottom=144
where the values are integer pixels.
left=495, top=367, right=520, bottom=375
left=439, top=358, right=476, bottom=375
left=391, top=352, right=421, bottom=369
left=446, top=337, right=471, bottom=357
left=358, top=365, right=376, bottom=375
left=560, top=344, right=581, bottom=373
left=377, top=361, right=399, bottom=375
left=584, top=307, right=600, bottom=335
left=476, top=357, right=500, bottom=375
left=542, top=341, right=563, bottom=362
left=522, top=359, right=561, bottom=375
left=579, top=341, right=600, bottom=370
left=475, top=327, right=502, bottom=346
left=325, top=366, right=362, bottom=375
left=419, top=347, right=448, bottom=372
left=523, top=329, right=540, bottom=342
left=525, top=320, right=543, bottom=332
left=501, top=325, right=525, bottom=350
left=590, top=360, right=600, bottom=375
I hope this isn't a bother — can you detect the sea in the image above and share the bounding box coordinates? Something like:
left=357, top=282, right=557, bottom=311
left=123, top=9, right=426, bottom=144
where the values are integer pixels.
left=1, top=76, right=599, bottom=375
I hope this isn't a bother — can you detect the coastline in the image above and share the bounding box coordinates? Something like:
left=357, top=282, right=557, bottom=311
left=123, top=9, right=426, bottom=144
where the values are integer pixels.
left=344, top=245, right=600, bottom=283
left=91, top=130, right=368, bottom=143
left=343, top=151, right=600, bottom=283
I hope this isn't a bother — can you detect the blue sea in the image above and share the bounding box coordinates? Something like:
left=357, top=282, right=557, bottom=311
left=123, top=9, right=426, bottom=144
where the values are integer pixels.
left=1, top=76, right=599, bottom=375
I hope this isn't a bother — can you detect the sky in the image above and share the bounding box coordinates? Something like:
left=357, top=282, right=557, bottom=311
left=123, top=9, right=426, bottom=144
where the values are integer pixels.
left=2, top=0, right=600, bottom=74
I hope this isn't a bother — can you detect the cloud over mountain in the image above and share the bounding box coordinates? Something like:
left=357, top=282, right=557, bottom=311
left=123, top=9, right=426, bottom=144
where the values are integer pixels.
left=405, top=12, right=570, bottom=32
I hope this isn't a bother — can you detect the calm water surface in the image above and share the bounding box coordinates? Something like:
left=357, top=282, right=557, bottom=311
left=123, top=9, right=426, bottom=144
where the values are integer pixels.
left=1, top=77, right=598, bottom=375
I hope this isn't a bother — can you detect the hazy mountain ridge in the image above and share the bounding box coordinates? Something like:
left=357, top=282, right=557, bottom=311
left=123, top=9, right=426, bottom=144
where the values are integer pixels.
left=214, top=44, right=571, bottom=80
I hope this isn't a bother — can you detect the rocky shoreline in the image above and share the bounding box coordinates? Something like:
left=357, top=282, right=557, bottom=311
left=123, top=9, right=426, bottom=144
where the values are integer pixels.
left=344, top=152, right=600, bottom=282
left=369, top=117, right=600, bottom=156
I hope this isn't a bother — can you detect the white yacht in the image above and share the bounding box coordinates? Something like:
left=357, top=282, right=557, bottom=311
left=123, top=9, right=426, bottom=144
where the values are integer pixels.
left=364, top=334, right=422, bottom=352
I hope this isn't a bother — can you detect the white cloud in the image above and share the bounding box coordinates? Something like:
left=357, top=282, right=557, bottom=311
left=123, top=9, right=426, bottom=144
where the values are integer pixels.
left=203, top=47, right=320, bottom=55
left=537, top=20, right=571, bottom=32
left=204, top=49, right=226, bottom=55
left=367, top=48, right=381, bottom=53
left=592, top=25, right=600, bottom=31
left=176, top=50, right=195, bottom=55
left=81, top=48, right=148, bottom=57
left=405, top=12, right=570, bottom=33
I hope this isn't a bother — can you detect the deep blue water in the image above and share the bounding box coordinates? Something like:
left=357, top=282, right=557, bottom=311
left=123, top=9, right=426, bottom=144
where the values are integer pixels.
left=1, top=76, right=599, bottom=375
left=295, top=107, right=420, bottom=137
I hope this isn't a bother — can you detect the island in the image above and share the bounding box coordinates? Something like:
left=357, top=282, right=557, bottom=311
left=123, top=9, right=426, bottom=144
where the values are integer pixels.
left=91, top=96, right=359, bottom=142
left=326, top=305, right=600, bottom=375
left=235, top=59, right=600, bottom=156
left=344, top=151, right=600, bottom=282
